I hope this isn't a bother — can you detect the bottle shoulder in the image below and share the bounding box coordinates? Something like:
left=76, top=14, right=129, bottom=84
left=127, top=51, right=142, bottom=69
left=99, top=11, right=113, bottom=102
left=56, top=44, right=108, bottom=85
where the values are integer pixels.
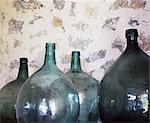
left=101, top=48, right=149, bottom=88
left=24, top=64, right=75, bottom=91
left=122, top=47, right=149, bottom=61
left=0, top=79, right=23, bottom=98
left=66, top=70, right=99, bottom=85
left=108, top=48, right=149, bottom=71
left=31, top=64, right=62, bottom=77
left=0, top=78, right=23, bottom=91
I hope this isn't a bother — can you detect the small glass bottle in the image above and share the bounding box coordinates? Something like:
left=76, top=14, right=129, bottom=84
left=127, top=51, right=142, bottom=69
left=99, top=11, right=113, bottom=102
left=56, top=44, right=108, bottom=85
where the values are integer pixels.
left=66, top=51, right=100, bottom=123
left=98, top=29, right=149, bottom=122
left=0, top=58, right=29, bottom=122
left=16, top=43, right=80, bottom=123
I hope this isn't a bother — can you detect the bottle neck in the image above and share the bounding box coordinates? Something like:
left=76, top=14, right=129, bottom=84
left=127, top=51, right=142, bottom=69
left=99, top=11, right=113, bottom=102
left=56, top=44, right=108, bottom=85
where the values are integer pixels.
left=17, top=62, right=28, bottom=80
left=126, top=37, right=139, bottom=51
left=71, top=53, right=81, bottom=72
left=44, top=46, right=56, bottom=65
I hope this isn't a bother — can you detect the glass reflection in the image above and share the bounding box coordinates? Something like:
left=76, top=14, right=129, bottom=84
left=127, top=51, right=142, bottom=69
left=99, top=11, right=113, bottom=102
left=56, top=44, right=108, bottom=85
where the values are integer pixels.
left=49, top=99, right=57, bottom=119
left=38, top=98, right=48, bottom=116
left=98, top=29, right=149, bottom=122
left=78, top=92, right=85, bottom=104
left=16, top=43, right=80, bottom=123
left=127, top=93, right=148, bottom=113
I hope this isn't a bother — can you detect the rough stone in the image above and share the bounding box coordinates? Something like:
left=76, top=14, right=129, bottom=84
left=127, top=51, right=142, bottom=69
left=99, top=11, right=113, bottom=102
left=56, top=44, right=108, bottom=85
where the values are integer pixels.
left=8, top=18, right=24, bottom=34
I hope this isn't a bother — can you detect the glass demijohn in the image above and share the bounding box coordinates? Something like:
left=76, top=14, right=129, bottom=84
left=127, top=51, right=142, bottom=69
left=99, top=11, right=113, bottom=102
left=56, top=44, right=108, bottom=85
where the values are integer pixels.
left=0, top=58, right=29, bottom=122
left=66, top=51, right=99, bottom=123
left=16, top=43, right=80, bottom=123
left=98, top=29, right=149, bottom=122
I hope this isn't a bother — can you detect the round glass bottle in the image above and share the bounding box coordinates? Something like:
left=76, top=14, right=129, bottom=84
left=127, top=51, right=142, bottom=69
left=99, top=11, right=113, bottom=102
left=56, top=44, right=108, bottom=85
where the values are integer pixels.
left=66, top=51, right=99, bottom=123
left=16, top=43, right=79, bottom=123
left=98, top=29, right=149, bottom=122
left=0, top=58, right=29, bottom=122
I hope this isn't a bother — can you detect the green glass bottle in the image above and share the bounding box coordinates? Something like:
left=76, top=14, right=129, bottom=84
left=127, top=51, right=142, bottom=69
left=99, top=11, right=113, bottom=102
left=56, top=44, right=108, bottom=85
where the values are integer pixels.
left=16, top=43, right=80, bottom=123
left=98, top=29, right=149, bottom=122
left=0, top=58, right=29, bottom=122
left=66, top=51, right=100, bottom=123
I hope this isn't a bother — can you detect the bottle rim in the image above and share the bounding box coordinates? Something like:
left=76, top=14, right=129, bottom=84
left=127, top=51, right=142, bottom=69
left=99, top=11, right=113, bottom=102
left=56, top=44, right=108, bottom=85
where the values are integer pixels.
left=20, top=58, right=28, bottom=63
left=125, top=29, right=138, bottom=38
left=72, top=51, right=80, bottom=56
left=46, top=42, right=56, bottom=50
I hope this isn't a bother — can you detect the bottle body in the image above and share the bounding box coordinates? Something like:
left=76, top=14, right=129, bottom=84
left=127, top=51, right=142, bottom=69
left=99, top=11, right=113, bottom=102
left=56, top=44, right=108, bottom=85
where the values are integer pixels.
left=66, top=71, right=99, bottom=123
left=0, top=58, right=29, bottom=122
left=98, top=29, right=149, bottom=122
left=66, top=51, right=99, bottom=123
left=16, top=43, right=80, bottom=123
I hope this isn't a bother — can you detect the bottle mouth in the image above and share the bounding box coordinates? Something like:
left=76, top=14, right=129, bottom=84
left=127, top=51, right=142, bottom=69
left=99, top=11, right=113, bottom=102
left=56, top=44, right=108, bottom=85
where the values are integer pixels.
left=46, top=42, right=56, bottom=50
left=125, top=29, right=138, bottom=38
left=20, top=58, right=28, bottom=63
left=72, top=51, right=80, bottom=56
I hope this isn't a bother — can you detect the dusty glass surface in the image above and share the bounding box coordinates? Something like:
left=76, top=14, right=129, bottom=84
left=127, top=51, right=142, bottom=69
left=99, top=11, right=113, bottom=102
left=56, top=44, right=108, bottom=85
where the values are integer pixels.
left=16, top=43, right=79, bottom=123
left=66, top=51, right=100, bottom=123
left=0, top=58, right=29, bottom=122
left=98, top=29, right=149, bottom=122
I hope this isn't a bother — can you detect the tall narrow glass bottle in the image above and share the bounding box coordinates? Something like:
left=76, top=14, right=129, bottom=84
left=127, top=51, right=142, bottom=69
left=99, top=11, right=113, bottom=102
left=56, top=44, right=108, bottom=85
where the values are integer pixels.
left=16, top=43, right=80, bottom=123
left=0, top=58, right=29, bottom=122
left=98, top=29, right=149, bottom=122
left=66, top=51, right=100, bottom=123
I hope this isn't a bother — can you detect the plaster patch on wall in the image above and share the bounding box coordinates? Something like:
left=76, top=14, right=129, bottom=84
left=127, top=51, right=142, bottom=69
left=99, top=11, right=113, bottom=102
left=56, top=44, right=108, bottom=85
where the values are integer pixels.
left=0, top=62, right=2, bottom=73
left=128, top=19, right=140, bottom=27
left=128, top=17, right=148, bottom=27
left=4, top=40, right=9, bottom=54
left=28, top=49, right=44, bottom=69
left=29, top=15, right=43, bottom=24
left=13, top=0, right=43, bottom=12
left=29, top=45, right=38, bottom=53
left=139, top=32, right=150, bottom=52
left=70, top=1, right=76, bottom=16
left=72, top=22, right=89, bottom=31
left=0, top=37, right=4, bottom=43
left=5, top=76, right=14, bottom=84
left=9, top=60, right=19, bottom=71
left=102, top=17, right=120, bottom=31
left=63, top=68, right=69, bottom=73
left=85, top=50, right=106, bottom=63
left=52, top=16, right=63, bottom=28
left=0, top=38, right=9, bottom=57
left=111, top=0, right=147, bottom=10
left=112, top=37, right=125, bottom=52
left=61, top=55, right=71, bottom=64
left=8, top=18, right=24, bottom=34
left=29, top=30, right=47, bottom=39
left=68, top=35, right=93, bottom=50
left=0, top=51, right=2, bottom=63
left=84, top=4, right=99, bottom=17
left=53, top=0, right=65, bottom=10
left=100, top=59, right=115, bottom=73
left=87, top=70, right=95, bottom=76
left=14, top=39, right=22, bottom=48
left=0, top=10, right=5, bottom=25
left=29, top=59, right=41, bottom=68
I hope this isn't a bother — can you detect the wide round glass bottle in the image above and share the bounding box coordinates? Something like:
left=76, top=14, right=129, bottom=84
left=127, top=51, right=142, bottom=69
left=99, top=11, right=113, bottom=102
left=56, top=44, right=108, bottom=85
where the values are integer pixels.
left=98, top=29, right=149, bottom=122
left=16, top=43, right=79, bottom=123
left=66, top=51, right=99, bottom=123
left=0, top=58, right=29, bottom=122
